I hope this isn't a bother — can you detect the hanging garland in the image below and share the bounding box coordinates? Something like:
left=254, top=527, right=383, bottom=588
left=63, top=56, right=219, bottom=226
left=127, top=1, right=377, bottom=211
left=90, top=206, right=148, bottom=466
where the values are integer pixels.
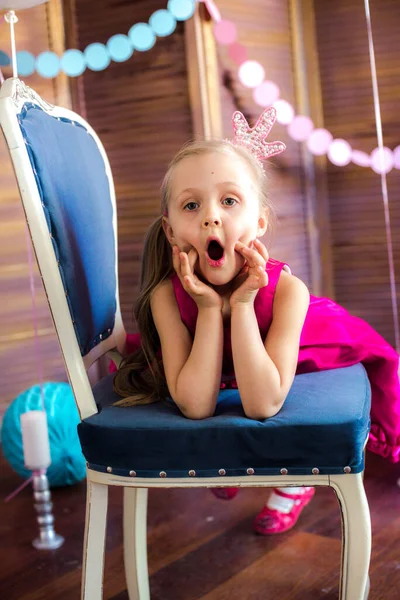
left=0, top=0, right=196, bottom=77
left=0, top=0, right=399, bottom=173
left=204, top=0, right=399, bottom=174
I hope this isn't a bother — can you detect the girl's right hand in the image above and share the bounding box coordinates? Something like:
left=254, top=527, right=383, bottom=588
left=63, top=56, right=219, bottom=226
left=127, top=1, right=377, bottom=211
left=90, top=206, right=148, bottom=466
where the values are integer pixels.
left=172, top=245, right=223, bottom=310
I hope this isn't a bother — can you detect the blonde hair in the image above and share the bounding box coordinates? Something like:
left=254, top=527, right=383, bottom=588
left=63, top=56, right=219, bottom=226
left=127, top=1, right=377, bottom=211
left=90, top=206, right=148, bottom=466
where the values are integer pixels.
left=113, top=139, right=276, bottom=406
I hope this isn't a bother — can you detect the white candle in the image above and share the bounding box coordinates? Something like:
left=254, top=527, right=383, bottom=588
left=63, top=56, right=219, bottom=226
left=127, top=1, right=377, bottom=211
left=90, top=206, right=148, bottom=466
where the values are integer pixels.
left=20, top=410, right=51, bottom=470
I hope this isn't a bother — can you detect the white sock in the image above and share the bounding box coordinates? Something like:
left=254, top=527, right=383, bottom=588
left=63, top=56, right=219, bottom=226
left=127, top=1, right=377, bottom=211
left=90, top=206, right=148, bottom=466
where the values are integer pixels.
left=266, top=487, right=312, bottom=514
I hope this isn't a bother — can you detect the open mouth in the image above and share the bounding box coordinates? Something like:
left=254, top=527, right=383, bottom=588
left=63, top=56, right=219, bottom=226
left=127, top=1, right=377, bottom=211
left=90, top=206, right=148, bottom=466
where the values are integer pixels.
left=206, top=238, right=225, bottom=267
left=207, top=239, right=225, bottom=262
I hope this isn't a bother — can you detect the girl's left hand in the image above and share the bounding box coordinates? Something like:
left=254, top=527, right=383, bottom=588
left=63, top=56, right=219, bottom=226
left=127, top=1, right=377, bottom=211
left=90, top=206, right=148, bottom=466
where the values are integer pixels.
left=230, top=239, right=269, bottom=307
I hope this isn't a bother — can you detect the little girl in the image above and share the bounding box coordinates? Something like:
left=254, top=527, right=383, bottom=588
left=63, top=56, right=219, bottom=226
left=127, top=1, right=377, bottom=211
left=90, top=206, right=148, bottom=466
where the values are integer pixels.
left=113, top=107, right=400, bottom=536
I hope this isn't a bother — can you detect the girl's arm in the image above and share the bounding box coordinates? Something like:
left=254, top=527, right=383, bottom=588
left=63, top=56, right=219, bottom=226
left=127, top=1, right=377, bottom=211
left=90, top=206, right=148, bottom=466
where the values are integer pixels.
left=151, top=279, right=223, bottom=419
left=231, top=271, right=309, bottom=420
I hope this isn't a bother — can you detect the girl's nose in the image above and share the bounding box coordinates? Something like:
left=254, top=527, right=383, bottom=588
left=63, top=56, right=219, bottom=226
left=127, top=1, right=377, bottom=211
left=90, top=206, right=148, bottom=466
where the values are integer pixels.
left=202, top=215, right=221, bottom=228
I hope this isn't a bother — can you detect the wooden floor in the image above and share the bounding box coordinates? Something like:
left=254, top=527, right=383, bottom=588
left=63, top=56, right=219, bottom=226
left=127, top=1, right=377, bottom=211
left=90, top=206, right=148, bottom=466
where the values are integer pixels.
left=1, top=452, right=399, bottom=600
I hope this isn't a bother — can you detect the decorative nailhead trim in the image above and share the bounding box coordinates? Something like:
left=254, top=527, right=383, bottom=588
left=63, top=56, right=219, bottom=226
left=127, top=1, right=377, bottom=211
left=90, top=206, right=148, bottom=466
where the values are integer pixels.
left=188, top=470, right=196, bottom=477
left=129, top=470, right=136, bottom=477
left=106, top=466, right=112, bottom=473
left=218, top=469, right=226, bottom=476
left=99, top=334, right=103, bottom=340
left=344, top=466, right=351, bottom=474
left=312, top=468, right=320, bottom=475
left=280, top=468, right=288, bottom=475
left=159, top=471, right=167, bottom=478
left=246, top=468, right=255, bottom=475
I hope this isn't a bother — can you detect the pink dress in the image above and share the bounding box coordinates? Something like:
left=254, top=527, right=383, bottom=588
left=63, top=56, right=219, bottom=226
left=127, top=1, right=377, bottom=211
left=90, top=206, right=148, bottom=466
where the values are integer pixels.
left=115, top=258, right=400, bottom=463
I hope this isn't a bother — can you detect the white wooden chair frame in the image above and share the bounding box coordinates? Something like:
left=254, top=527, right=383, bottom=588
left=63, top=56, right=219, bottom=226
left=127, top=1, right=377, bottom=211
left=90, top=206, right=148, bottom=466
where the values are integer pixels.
left=0, top=78, right=371, bottom=600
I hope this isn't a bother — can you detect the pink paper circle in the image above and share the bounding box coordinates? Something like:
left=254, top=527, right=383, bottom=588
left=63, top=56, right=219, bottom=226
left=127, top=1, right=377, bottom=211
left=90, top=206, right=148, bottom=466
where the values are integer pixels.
left=352, top=150, right=371, bottom=167
left=228, top=42, right=247, bottom=65
left=214, top=20, right=237, bottom=45
left=370, top=147, right=394, bottom=174
left=394, top=145, right=400, bottom=169
left=253, top=80, right=280, bottom=107
left=307, top=128, right=333, bottom=156
left=238, top=60, right=265, bottom=88
left=273, top=99, right=294, bottom=125
left=328, top=139, right=352, bottom=166
left=287, top=115, right=314, bottom=142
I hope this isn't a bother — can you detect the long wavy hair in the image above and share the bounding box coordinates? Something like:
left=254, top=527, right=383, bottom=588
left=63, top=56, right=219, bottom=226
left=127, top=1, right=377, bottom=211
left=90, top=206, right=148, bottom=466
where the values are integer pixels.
left=113, top=139, right=276, bottom=406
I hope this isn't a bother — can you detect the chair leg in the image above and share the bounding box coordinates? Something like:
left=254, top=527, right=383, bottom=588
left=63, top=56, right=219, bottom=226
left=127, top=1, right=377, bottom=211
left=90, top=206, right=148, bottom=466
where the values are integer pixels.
left=330, top=473, right=371, bottom=600
left=123, top=487, right=150, bottom=600
left=81, top=477, right=109, bottom=600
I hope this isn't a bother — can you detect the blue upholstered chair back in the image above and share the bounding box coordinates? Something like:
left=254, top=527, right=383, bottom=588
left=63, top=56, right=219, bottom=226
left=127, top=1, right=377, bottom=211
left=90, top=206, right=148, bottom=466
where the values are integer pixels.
left=0, top=78, right=125, bottom=418
left=19, top=102, right=116, bottom=356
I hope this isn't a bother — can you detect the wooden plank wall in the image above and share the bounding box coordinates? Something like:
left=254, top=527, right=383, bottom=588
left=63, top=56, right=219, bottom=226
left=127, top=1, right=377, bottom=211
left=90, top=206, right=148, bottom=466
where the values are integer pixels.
left=0, top=1, right=69, bottom=420
left=314, top=0, right=400, bottom=345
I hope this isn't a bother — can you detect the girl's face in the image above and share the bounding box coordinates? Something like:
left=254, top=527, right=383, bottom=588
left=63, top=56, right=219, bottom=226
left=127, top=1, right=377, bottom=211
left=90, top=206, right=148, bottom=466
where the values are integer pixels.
left=163, top=151, right=268, bottom=288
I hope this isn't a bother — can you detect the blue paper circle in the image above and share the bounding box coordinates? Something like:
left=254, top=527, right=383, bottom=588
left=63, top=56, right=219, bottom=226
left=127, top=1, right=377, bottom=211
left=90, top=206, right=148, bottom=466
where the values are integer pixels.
left=84, top=43, right=110, bottom=71
left=0, top=382, right=86, bottom=488
left=167, top=0, right=195, bottom=21
left=107, top=34, right=133, bottom=63
left=36, top=52, right=60, bottom=79
left=16, top=51, right=35, bottom=77
left=128, top=23, right=156, bottom=52
left=61, top=49, right=86, bottom=77
left=149, top=9, right=177, bottom=37
left=0, top=51, right=10, bottom=67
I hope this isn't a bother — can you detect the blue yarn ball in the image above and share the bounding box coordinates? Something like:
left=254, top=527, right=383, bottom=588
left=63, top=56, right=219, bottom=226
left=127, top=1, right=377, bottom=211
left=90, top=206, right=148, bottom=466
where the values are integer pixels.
left=1, top=383, right=86, bottom=487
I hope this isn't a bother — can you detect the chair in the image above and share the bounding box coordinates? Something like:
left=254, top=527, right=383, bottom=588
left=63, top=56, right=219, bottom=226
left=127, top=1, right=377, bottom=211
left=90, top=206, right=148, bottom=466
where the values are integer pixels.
left=0, top=77, right=371, bottom=600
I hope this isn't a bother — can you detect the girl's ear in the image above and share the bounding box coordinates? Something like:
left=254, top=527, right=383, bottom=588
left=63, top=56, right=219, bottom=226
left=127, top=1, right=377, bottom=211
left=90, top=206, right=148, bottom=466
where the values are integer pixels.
left=257, top=212, right=268, bottom=237
left=162, top=216, right=175, bottom=245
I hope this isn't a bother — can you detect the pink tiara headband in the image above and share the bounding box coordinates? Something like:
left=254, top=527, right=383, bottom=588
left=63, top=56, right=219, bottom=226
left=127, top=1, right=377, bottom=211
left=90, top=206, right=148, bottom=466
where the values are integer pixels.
left=231, top=107, right=286, bottom=164
left=162, top=107, right=285, bottom=216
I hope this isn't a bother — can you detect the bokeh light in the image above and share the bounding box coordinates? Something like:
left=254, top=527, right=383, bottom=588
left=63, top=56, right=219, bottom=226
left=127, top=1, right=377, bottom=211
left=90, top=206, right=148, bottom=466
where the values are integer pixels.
left=84, top=43, right=110, bottom=71
left=351, top=150, right=371, bottom=167
left=128, top=23, right=156, bottom=52
left=214, top=20, right=237, bottom=45
left=228, top=42, right=247, bottom=65
left=107, top=35, right=133, bottom=62
left=238, top=60, right=264, bottom=88
left=253, top=81, right=280, bottom=107
left=370, top=147, right=394, bottom=174
left=61, top=49, right=86, bottom=77
left=273, top=99, right=294, bottom=125
left=307, top=128, right=333, bottom=156
left=167, top=0, right=195, bottom=21
left=328, top=139, right=352, bottom=166
left=393, top=145, right=400, bottom=169
left=36, top=52, right=60, bottom=78
left=149, top=9, right=177, bottom=37
left=287, top=115, right=314, bottom=142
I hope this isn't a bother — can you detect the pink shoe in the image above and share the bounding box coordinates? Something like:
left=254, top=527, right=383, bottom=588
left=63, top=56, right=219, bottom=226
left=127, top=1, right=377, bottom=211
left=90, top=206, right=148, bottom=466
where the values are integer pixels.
left=210, top=487, right=239, bottom=500
left=253, top=487, right=315, bottom=535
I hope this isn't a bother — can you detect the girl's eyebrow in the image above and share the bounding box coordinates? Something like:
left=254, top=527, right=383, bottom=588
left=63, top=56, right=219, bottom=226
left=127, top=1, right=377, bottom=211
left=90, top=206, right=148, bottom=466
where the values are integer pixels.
left=177, top=181, right=242, bottom=199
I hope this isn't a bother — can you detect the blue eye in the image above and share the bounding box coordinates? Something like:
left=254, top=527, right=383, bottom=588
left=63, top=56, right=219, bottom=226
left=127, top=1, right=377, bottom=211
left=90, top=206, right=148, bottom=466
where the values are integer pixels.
left=184, top=202, right=199, bottom=211
left=223, top=197, right=237, bottom=206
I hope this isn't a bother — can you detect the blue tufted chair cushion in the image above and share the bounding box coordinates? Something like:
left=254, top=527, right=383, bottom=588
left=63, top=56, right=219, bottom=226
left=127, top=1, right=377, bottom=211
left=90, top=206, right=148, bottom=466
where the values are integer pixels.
left=18, top=103, right=116, bottom=355
left=78, top=364, right=371, bottom=478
